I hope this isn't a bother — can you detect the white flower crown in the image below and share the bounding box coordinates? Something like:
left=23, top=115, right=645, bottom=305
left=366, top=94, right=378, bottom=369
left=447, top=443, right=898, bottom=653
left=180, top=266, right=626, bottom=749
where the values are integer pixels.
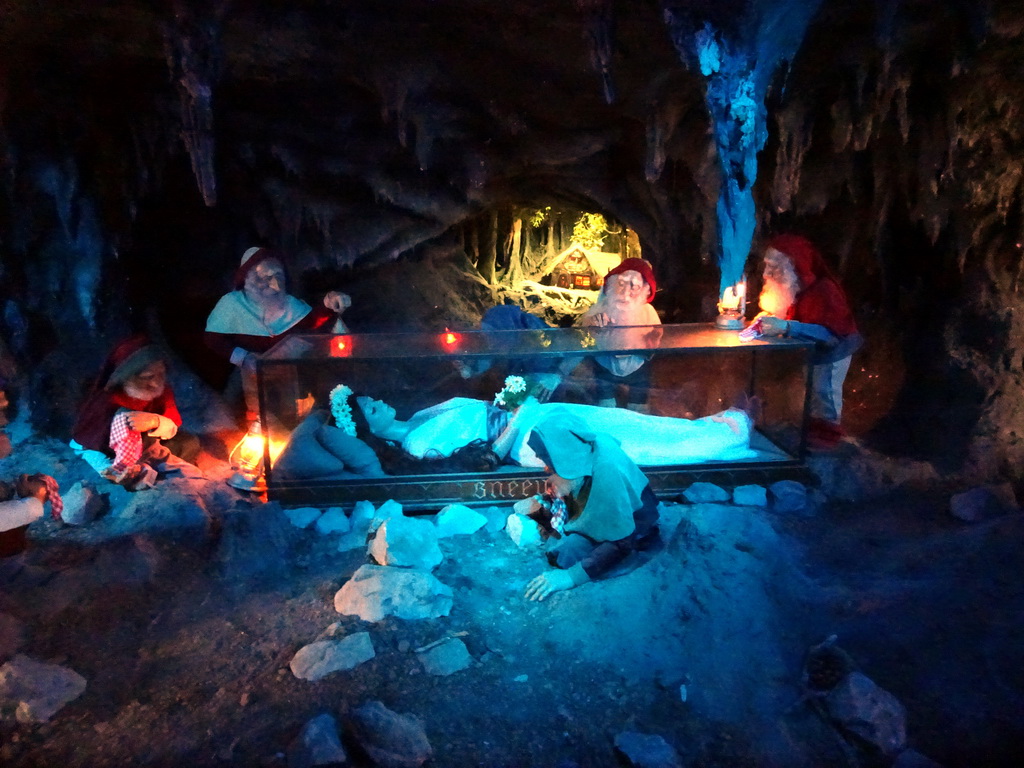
left=329, top=384, right=357, bottom=436
left=493, top=375, right=529, bottom=412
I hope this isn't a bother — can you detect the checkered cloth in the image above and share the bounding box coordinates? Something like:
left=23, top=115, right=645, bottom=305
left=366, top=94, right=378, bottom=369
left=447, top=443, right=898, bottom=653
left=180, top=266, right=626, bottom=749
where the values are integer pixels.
left=738, top=318, right=763, bottom=342
left=549, top=496, right=568, bottom=534
left=41, top=475, right=63, bottom=520
left=108, top=410, right=143, bottom=477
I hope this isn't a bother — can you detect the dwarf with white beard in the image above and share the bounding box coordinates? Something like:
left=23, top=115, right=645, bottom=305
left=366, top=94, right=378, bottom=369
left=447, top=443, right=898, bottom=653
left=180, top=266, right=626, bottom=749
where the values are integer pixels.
left=755, top=235, right=862, bottom=449
left=579, top=258, right=663, bottom=413
left=205, top=247, right=352, bottom=423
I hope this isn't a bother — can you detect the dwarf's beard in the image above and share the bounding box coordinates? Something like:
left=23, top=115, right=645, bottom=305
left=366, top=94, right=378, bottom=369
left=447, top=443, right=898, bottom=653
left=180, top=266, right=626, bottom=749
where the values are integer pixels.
left=759, top=274, right=798, bottom=317
left=246, top=286, right=287, bottom=313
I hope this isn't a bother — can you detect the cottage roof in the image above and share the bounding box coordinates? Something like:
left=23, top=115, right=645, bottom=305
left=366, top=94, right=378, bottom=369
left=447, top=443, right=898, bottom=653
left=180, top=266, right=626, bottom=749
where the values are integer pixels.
left=547, top=245, right=622, bottom=277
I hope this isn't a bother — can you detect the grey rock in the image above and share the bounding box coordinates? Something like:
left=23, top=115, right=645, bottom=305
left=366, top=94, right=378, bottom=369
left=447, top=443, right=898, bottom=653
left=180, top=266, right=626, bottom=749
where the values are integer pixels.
left=825, top=671, right=907, bottom=757
left=0, top=654, right=87, bottom=723
left=483, top=506, right=508, bottom=533
left=506, top=513, right=542, bottom=548
left=418, top=638, right=472, bottom=676
left=369, top=516, right=443, bottom=570
left=613, top=731, right=682, bottom=768
left=682, top=482, right=730, bottom=503
left=286, top=507, right=323, bottom=529
left=370, top=499, right=404, bottom=533
left=335, top=564, right=453, bottom=622
left=350, top=500, right=377, bottom=534
left=58, top=481, right=105, bottom=525
left=287, top=712, right=347, bottom=768
left=315, top=507, right=351, bottom=535
left=347, top=700, right=432, bottom=768
left=290, top=632, right=375, bottom=681
left=770, top=480, right=808, bottom=513
left=434, top=504, right=486, bottom=537
left=950, top=483, right=1018, bottom=523
left=732, top=484, right=768, bottom=507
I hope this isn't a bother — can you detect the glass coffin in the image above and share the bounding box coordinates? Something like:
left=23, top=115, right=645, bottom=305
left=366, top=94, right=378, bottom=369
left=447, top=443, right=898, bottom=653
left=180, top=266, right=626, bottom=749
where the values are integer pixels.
left=257, top=324, right=813, bottom=509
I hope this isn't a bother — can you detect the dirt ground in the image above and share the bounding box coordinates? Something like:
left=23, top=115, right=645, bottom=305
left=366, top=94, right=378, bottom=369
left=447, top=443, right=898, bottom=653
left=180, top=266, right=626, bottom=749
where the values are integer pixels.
left=2, top=432, right=1023, bottom=768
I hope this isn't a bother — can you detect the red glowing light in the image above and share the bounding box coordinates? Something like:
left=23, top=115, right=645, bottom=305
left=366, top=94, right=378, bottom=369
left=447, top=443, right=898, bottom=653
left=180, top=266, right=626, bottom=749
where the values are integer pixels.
left=330, top=335, right=353, bottom=357
left=441, top=329, right=461, bottom=348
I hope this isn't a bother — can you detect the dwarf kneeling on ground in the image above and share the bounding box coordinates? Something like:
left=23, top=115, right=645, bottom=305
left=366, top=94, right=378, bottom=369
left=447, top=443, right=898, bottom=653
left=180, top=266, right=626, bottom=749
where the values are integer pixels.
left=513, top=411, right=660, bottom=601
left=70, top=336, right=200, bottom=491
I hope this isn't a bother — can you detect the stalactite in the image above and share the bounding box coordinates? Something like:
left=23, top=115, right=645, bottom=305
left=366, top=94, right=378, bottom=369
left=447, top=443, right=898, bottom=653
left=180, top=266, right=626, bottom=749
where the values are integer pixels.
left=575, top=0, right=616, bottom=104
left=830, top=98, right=853, bottom=153
left=644, top=86, right=684, bottom=183
left=264, top=179, right=304, bottom=246
left=771, top=102, right=813, bottom=214
left=373, top=65, right=440, bottom=152
left=894, top=81, right=910, bottom=143
left=850, top=63, right=874, bottom=151
left=21, top=156, right=104, bottom=330
left=161, top=0, right=228, bottom=207
left=303, top=199, right=341, bottom=254
left=663, top=1, right=822, bottom=298
left=1012, top=212, right=1024, bottom=294
left=873, top=0, right=899, bottom=96
left=645, top=107, right=668, bottom=183
left=271, top=145, right=305, bottom=177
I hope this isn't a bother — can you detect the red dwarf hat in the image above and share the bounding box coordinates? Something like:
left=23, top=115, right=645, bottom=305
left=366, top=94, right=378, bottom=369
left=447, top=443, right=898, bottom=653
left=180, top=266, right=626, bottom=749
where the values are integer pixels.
left=234, top=246, right=286, bottom=289
left=764, top=234, right=836, bottom=289
left=604, top=257, right=656, bottom=302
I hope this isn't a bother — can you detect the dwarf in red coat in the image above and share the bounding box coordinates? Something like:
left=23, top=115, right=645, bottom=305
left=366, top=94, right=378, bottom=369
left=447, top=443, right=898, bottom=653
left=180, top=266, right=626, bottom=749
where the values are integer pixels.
left=71, top=336, right=200, bottom=490
left=757, top=234, right=863, bottom=448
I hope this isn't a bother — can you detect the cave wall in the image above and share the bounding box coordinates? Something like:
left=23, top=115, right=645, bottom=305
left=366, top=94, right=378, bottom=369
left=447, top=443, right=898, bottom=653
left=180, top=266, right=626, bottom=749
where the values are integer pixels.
left=1, top=0, right=1022, bottom=473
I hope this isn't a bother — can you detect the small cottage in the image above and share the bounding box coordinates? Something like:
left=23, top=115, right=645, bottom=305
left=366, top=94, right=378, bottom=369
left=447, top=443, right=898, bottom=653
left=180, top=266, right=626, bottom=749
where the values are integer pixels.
left=546, top=246, right=623, bottom=290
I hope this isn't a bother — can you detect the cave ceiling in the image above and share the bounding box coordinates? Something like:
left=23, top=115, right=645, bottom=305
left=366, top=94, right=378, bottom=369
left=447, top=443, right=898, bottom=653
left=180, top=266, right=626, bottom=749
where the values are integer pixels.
left=0, top=0, right=1021, bottom=337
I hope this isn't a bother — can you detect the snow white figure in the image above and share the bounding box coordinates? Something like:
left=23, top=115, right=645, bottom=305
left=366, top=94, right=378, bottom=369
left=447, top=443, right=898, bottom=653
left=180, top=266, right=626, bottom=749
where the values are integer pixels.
left=272, top=377, right=755, bottom=480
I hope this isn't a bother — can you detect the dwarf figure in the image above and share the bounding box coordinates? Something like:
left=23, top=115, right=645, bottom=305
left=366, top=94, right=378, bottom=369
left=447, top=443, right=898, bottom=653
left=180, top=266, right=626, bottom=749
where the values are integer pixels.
left=70, top=336, right=200, bottom=490
left=0, top=473, right=62, bottom=557
left=205, top=246, right=351, bottom=423
left=756, top=234, right=863, bottom=448
left=578, top=257, right=663, bottom=412
left=513, top=412, right=660, bottom=601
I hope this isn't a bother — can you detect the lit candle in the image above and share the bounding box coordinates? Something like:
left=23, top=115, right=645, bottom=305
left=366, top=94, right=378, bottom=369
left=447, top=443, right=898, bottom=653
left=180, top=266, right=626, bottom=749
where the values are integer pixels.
left=717, top=278, right=747, bottom=314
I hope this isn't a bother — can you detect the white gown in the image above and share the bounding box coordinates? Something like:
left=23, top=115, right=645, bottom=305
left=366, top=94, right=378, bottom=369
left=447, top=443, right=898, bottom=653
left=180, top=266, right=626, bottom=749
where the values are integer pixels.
left=399, top=397, right=756, bottom=467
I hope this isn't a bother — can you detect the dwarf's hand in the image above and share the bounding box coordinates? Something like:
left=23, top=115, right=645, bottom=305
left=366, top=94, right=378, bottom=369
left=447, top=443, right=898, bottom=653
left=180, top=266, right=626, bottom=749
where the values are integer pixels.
left=586, top=312, right=613, bottom=328
left=142, top=441, right=171, bottom=462
left=126, top=411, right=161, bottom=433
left=532, top=373, right=562, bottom=403
left=758, top=316, right=790, bottom=336
left=323, top=291, right=352, bottom=314
left=241, top=352, right=259, bottom=374
left=524, top=570, right=575, bottom=601
left=15, top=474, right=47, bottom=501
